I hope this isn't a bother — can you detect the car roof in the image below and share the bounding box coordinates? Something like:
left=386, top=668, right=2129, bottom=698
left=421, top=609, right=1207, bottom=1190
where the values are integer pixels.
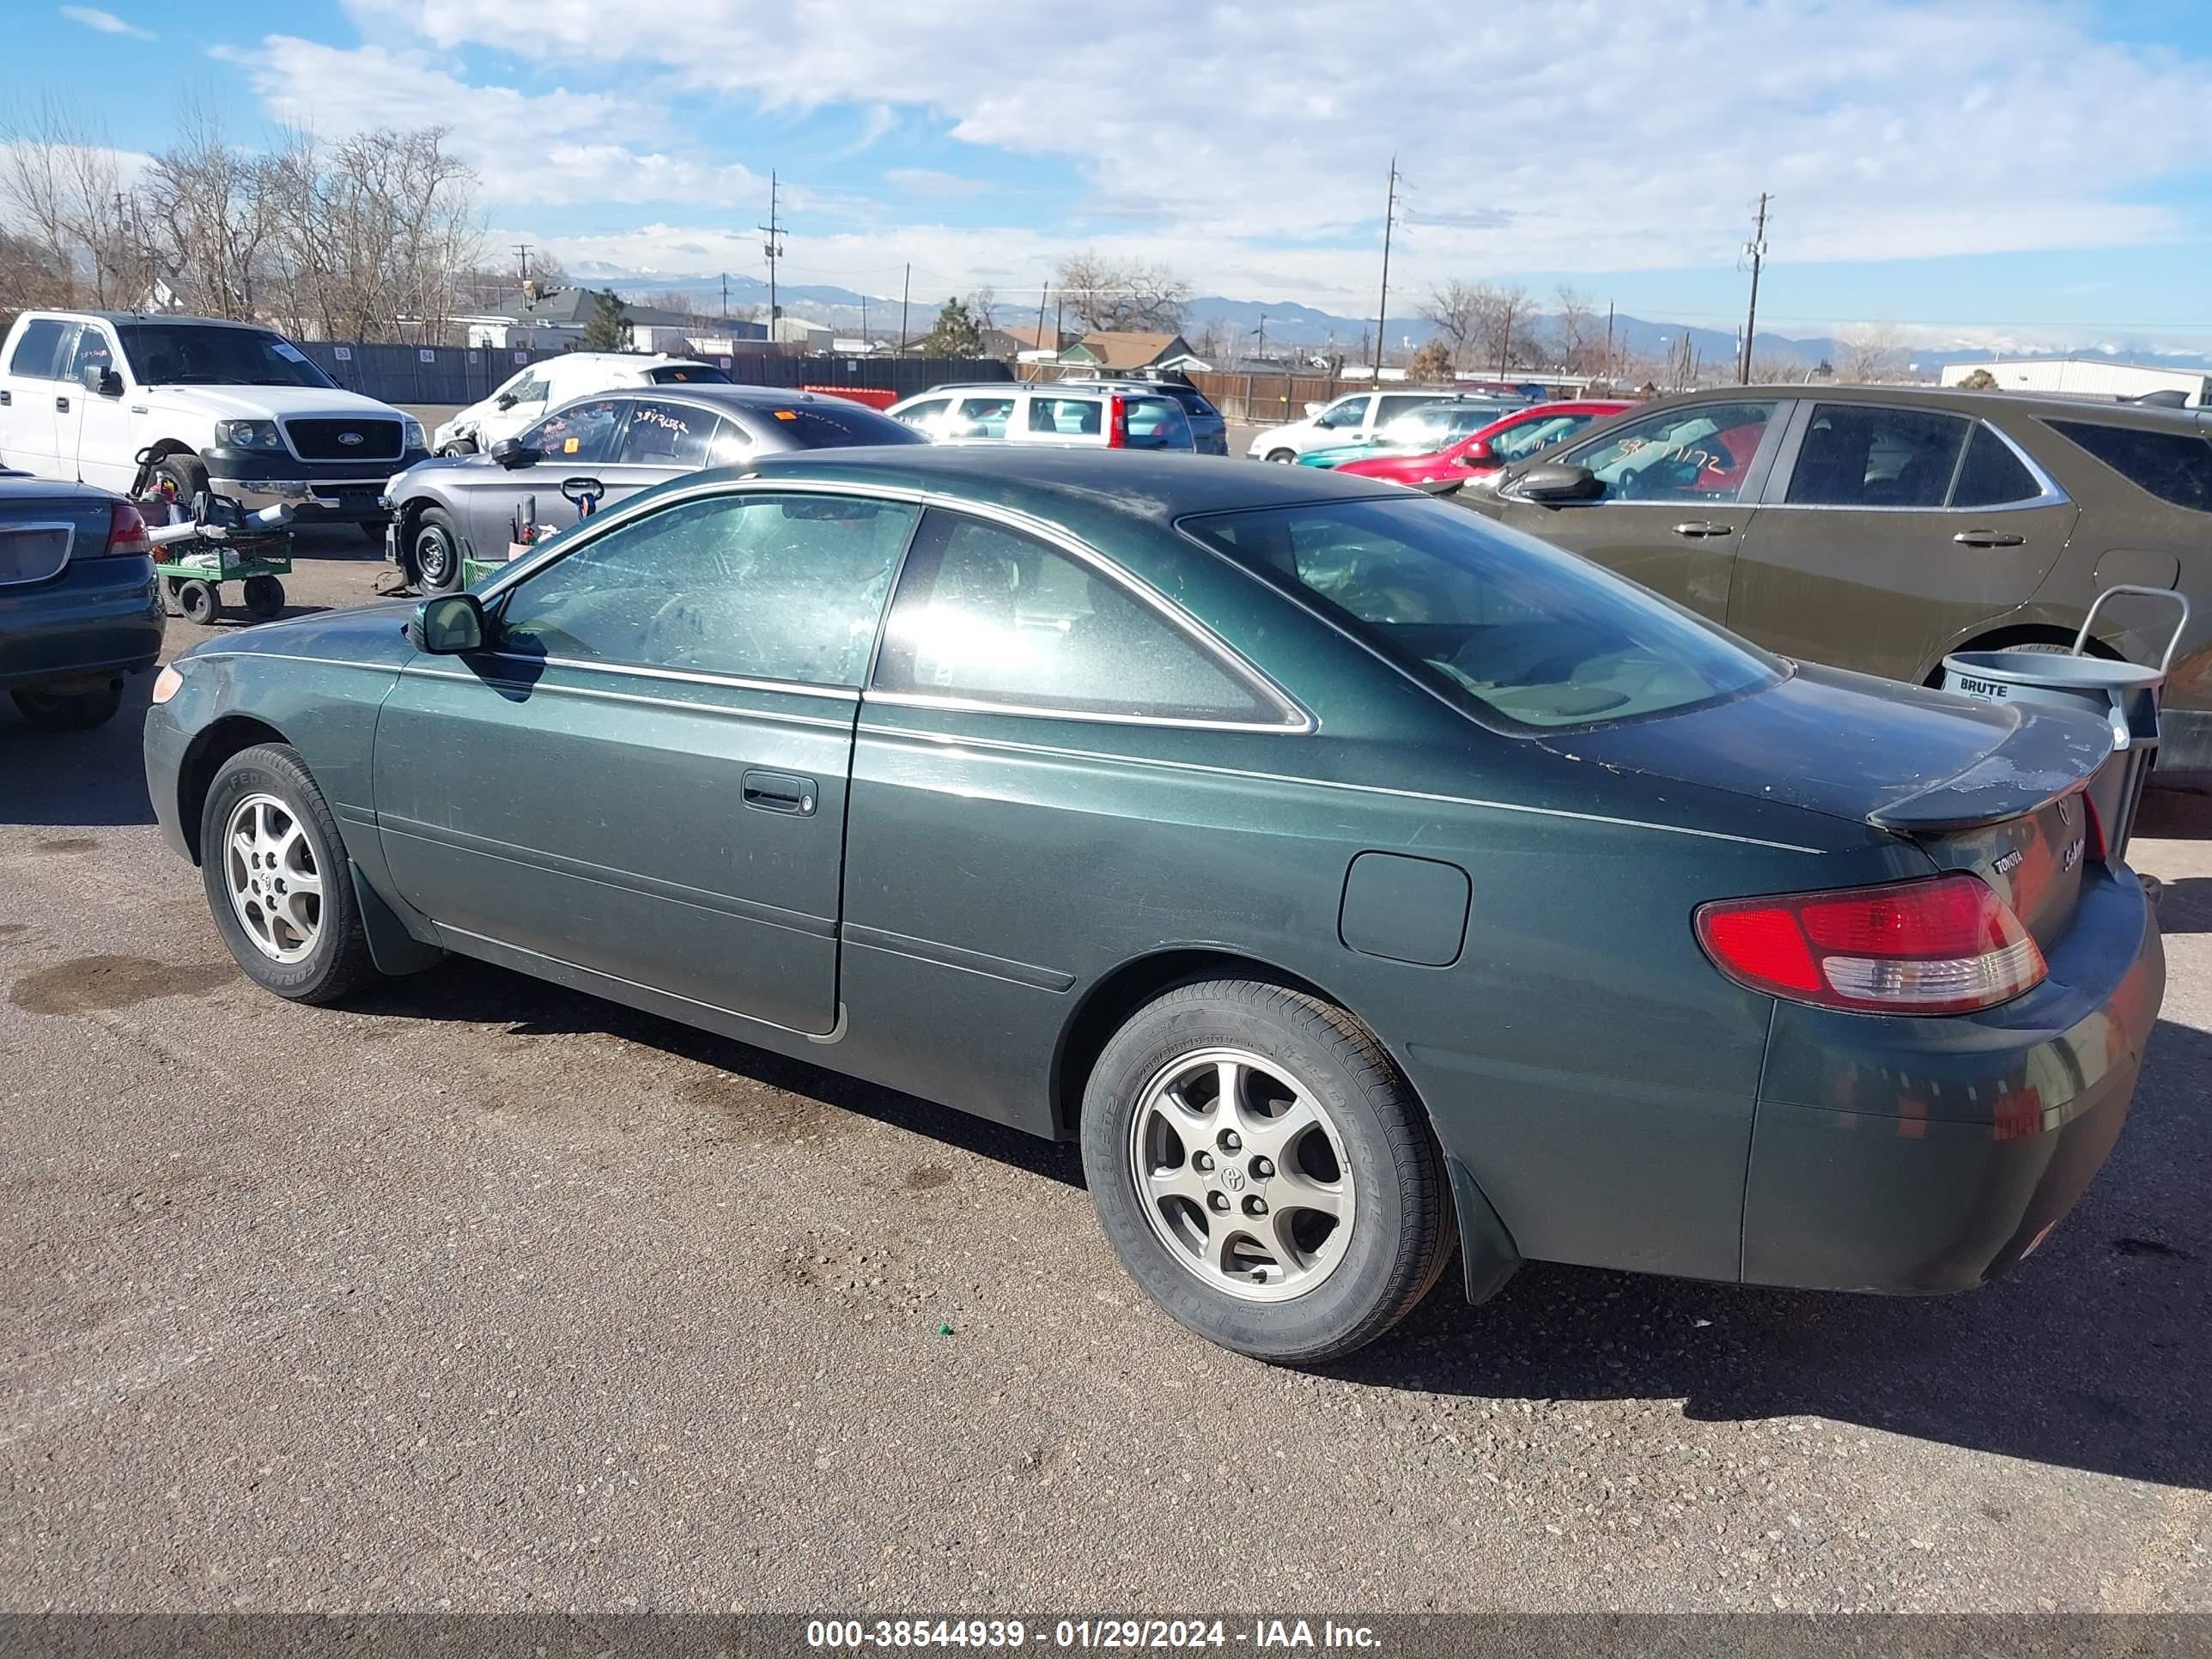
left=1660, top=380, right=2212, bottom=432
left=24, top=311, right=272, bottom=329
left=742, top=444, right=1403, bottom=520
left=573, top=385, right=866, bottom=410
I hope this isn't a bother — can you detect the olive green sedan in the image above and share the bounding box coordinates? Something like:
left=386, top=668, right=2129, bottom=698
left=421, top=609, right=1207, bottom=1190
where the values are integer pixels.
left=144, top=448, right=2163, bottom=1363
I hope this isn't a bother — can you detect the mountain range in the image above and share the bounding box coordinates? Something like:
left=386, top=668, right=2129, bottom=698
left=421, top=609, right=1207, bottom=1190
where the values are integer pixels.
left=568, top=265, right=2212, bottom=375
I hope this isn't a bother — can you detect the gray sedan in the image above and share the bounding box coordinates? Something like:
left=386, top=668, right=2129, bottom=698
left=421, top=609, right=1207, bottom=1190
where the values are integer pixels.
left=384, top=385, right=925, bottom=592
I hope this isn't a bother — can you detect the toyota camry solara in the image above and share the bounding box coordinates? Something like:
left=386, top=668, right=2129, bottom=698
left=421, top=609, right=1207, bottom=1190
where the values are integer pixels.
left=143, top=447, right=2164, bottom=1364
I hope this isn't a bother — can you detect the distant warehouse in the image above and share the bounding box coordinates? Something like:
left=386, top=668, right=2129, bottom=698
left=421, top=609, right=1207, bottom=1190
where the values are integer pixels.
left=1941, top=356, right=2210, bottom=407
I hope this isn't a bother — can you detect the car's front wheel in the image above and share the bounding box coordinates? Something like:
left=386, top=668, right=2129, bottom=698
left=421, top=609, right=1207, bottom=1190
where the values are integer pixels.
left=199, top=743, right=378, bottom=1004
left=1265, top=448, right=1298, bottom=464
left=409, top=507, right=463, bottom=594
left=1080, top=979, right=1454, bottom=1364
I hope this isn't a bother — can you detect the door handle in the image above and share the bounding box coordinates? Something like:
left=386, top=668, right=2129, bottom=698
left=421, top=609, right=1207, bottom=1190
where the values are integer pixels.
left=54, top=396, right=70, bottom=413
left=1672, top=520, right=1733, bottom=538
left=742, top=769, right=817, bottom=816
left=1953, top=529, right=2026, bottom=548
left=0, top=389, right=10, bottom=405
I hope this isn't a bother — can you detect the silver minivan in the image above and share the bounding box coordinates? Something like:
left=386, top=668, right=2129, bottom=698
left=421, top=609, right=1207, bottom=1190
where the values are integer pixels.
left=887, top=384, right=1195, bottom=451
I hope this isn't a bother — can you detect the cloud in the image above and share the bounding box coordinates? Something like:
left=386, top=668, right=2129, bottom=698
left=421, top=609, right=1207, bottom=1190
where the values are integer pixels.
left=344, top=0, right=2212, bottom=295
left=883, top=168, right=988, bottom=200
left=59, top=5, right=153, bottom=38
left=217, top=36, right=760, bottom=208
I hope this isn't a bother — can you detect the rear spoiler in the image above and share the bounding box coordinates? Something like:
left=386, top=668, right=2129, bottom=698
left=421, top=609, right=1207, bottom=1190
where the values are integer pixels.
left=1866, top=701, right=2113, bottom=834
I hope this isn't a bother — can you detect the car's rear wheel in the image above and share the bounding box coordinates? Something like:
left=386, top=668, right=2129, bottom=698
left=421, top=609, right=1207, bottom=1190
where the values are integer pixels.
left=1080, top=978, right=1453, bottom=1364
left=1265, top=448, right=1297, bottom=464
left=10, top=682, right=123, bottom=731
left=440, top=439, right=477, bottom=457
left=199, top=743, right=377, bottom=1004
left=410, top=507, right=463, bottom=594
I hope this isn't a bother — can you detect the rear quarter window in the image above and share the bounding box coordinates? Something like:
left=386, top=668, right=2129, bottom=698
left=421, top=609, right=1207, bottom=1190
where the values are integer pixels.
left=2045, top=419, right=2212, bottom=514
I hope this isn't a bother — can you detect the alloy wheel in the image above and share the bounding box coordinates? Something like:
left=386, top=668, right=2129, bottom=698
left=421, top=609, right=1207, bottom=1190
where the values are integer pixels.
left=1127, top=1046, right=1357, bottom=1302
left=222, top=793, right=324, bottom=963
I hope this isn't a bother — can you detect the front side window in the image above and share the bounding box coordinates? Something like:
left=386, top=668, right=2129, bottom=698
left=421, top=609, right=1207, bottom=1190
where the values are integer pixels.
left=1784, top=405, right=1970, bottom=507
left=1488, top=412, right=1594, bottom=463
left=8, top=319, right=69, bottom=379
left=496, top=492, right=919, bottom=685
left=497, top=370, right=545, bottom=404
left=894, top=397, right=950, bottom=432
left=617, top=398, right=719, bottom=466
left=114, top=324, right=334, bottom=388
left=2046, top=418, right=2212, bottom=514
left=523, top=397, right=627, bottom=464
left=873, top=509, right=1284, bottom=723
left=1313, top=396, right=1370, bottom=430
left=64, top=325, right=116, bottom=380
left=1556, top=400, right=1778, bottom=504
left=949, top=395, right=1017, bottom=438
left=1182, top=496, right=1782, bottom=732
left=1376, top=393, right=1449, bottom=424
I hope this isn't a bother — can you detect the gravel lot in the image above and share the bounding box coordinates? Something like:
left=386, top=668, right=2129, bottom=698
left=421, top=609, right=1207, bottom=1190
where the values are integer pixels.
left=2, top=527, right=2209, bottom=1614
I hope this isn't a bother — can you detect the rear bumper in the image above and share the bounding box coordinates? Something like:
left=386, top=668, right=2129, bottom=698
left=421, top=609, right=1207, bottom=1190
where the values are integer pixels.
left=1741, top=864, right=2164, bottom=1292
left=0, top=557, right=164, bottom=692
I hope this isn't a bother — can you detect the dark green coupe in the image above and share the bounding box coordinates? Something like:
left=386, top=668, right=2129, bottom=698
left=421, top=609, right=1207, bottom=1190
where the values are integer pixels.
left=145, top=448, right=2163, bottom=1363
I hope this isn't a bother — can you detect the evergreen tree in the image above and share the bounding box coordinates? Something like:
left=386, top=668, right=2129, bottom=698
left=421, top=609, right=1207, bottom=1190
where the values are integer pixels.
left=580, top=289, right=631, bottom=351
left=916, top=297, right=984, bottom=357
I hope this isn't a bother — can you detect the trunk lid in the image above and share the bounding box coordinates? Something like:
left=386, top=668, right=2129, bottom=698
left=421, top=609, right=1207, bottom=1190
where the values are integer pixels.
left=1549, top=662, right=2113, bottom=949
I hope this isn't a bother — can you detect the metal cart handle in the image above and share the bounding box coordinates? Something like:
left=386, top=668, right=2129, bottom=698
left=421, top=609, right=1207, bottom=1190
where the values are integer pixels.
left=2074, top=583, right=2192, bottom=673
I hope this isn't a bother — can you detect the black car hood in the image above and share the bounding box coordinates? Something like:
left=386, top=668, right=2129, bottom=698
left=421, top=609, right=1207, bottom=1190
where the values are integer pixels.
left=1546, top=661, right=2114, bottom=833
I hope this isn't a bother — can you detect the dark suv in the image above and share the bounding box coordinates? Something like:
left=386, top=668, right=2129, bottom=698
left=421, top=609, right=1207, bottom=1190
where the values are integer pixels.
left=1463, top=384, right=2212, bottom=768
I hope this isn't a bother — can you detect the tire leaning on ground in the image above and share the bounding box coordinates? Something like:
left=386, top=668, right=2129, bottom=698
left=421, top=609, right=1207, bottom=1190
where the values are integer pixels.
left=1079, top=978, right=1455, bottom=1365
left=9, top=682, right=123, bottom=731
left=198, top=743, right=379, bottom=1005
left=410, top=507, right=463, bottom=594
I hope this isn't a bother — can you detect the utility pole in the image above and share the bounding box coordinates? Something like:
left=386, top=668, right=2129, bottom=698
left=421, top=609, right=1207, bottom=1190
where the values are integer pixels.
left=720, top=271, right=728, bottom=325
left=1738, top=191, right=1769, bottom=385
left=1372, top=155, right=1399, bottom=381
left=758, top=173, right=786, bottom=342
left=1036, top=283, right=1049, bottom=349
left=1255, top=314, right=1267, bottom=365
left=900, top=263, right=911, bottom=351
left=513, top=243, right=533, bottom=312
left=1605, top=301, right=1614, bottom=382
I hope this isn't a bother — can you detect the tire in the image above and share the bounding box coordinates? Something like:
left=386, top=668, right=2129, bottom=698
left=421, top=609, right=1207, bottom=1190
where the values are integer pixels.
left=198, top=743, right=377, bottom=1004
left=240, top=574, right=285, bottom=619
left=1079, top=979, right=1454, bottom=1365
left=1265, top=448, right=1298, bottom=465
left=10, top=682, right=122, bottom=731
left=410, top=507, right=463, bottom=594
left=440, top=439, right=478, bottom=458
left=176, top=580, right=221, bottom=625
left=155, top=453, right=211, bottom=510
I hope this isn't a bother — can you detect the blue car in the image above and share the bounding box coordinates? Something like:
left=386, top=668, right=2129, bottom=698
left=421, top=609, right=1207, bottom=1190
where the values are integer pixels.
left=0, top=471, right=163, bottom=730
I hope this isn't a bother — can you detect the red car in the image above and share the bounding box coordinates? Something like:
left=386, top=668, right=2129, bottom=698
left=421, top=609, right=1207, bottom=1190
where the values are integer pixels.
left=1336, top=399, right=1635, bottom=486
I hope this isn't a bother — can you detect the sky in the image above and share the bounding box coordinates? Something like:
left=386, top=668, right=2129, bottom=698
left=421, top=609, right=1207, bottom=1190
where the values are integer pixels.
left=13, top=0, right=2212, bottom=351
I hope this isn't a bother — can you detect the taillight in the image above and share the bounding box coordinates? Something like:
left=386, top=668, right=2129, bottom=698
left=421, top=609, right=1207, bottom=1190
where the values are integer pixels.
left=104, top=501, right=151, bottom=558
left=1108, top=394, right=1128, bottom=448
left=1695, top=873, right=2045, bottom=1015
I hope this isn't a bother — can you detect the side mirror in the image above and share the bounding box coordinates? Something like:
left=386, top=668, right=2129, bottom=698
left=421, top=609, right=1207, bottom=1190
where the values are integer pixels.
left=494, top=393, right=518, bottom=410
left=1514, top=462, right=1602, bottom=503
left=408, top=593, right=486, bottom=654
left=490, top=437, right=539, bottom=469
left=1302, top=402, right=1323, bottom=418
left=82, top=365, right=123, bottom=397
left=1457, top=441, right=1495, bottom=466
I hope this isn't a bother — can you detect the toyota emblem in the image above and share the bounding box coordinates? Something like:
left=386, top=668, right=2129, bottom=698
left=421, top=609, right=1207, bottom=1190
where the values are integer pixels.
left=337, top=430, right=363, bottom=446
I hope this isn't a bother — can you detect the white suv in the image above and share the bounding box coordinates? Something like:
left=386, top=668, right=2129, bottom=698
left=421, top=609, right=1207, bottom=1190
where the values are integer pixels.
left=886, top=383, right=1194, bottom=449
left=1247, top=388, right=1501, bottom=462
left=0, top=311, right=427, bottom=537
left=431, top=353, right=731, bottom=456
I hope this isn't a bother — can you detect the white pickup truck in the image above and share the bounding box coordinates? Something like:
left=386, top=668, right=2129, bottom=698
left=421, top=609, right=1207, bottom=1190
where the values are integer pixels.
left=0, top=310, right=428, bottom=536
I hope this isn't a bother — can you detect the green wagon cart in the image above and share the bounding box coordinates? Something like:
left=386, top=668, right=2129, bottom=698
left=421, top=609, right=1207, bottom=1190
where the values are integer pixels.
left=155, top=529, right=294, bottom=625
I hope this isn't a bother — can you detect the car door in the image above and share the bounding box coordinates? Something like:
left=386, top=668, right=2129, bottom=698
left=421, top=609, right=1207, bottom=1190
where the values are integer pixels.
left=372, top=485, right=923, bottom=1036
left=1727, top=404, right=2081, bottom=683
left=0, top=317, right=71, bottom=477
left=446, top=395, right=633, bottom=551
left=61, top=321, right=135, bottom=492
left=1488, top=398, right=1790, bottom=622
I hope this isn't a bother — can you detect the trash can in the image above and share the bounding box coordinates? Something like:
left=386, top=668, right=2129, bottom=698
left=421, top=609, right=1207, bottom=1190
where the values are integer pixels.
left=1940, top=584, right=2191, bottom=860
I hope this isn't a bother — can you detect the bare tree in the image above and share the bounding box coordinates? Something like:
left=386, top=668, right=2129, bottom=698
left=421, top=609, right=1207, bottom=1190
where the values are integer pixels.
left=1418, top=280, right=1484, bottom=363
left=1053, top=249, right=1192, bottom=334
left=1837, top=322, right=1903, bottom=383
left=138, top=99, right=282, bottom=319
left=1552, top=285, right=1602, bottom=374
left=0, top=96, right=144, bottom=307
left=1188, top=314, right=1232, bottom=368
left=1473, top=283, right=1534, bottom=375
left=969, top=283, right=998, bottom=331
left=0, top=227, right=68, bottom=312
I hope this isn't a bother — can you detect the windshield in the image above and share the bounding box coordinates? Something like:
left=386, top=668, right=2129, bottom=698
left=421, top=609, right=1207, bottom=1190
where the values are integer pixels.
left=1181, top=496, right=1782, bottom=732
left=115, top=324, right=336, bottom=388
left=645, top=364, right=732, bottom=385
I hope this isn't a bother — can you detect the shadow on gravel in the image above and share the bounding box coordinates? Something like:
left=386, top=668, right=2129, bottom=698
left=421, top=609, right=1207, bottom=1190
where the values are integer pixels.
left=355, top=951, right=2211, bottom=1492
left=0, top=672, right=156, bottom=827
left=2148, top=876, right=2212, bottom=933
left=1338, top=1014, right=2212, bottom=1494
left=345, top=957, right=1087, bottom=1190
left=2136, top=780, right=2212, bottom=841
